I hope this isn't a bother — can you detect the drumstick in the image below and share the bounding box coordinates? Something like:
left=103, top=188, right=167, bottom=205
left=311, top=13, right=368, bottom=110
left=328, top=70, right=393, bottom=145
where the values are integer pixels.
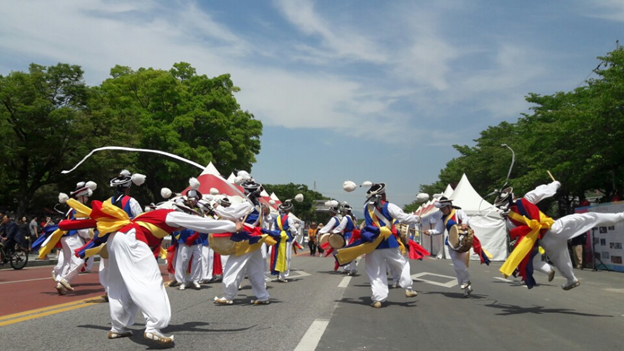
left=547, top=170, right=556, bottom=182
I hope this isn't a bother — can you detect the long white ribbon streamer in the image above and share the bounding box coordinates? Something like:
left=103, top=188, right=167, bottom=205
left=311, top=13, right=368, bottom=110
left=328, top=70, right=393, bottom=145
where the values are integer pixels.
left=62, top=146, right=205, bottom=174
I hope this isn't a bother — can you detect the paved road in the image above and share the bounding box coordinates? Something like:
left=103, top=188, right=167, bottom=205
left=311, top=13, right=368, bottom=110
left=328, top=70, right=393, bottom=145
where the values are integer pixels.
left=1, top=251, right=622, bottom=350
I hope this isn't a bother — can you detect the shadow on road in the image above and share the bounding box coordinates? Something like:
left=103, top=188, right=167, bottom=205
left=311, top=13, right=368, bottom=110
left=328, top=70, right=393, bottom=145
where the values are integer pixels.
left=484, top=301, right=614, bottom=317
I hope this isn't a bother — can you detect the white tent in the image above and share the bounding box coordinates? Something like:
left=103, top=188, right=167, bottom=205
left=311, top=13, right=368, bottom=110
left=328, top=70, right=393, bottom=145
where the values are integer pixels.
left=447, top=173, right=508, bottom=261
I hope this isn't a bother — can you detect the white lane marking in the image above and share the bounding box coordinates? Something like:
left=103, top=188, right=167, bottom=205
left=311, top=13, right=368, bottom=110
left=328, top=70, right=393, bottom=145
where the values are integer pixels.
left=0, top=277, right=51, bottom=285
left=337, top=259, right=359, bottom=288
left=294, top=319, right=330, bottom=351
left=494, top=276, right=528, bottom=288
left=605, top=288, right=624, bottom=293
left=288, top=271, right=311, bottom=279
left=338, top=276, right=351, bottom=288
left=494, top=277, right=513, bottom=283
left=411, top=272, right=458, bottom=288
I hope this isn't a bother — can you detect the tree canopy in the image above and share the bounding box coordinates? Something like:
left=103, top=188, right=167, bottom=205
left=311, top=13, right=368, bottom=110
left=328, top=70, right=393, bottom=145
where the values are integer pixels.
left=410, top=48, right=624, bottom=216
left=0, top=62, right=262, bottom=216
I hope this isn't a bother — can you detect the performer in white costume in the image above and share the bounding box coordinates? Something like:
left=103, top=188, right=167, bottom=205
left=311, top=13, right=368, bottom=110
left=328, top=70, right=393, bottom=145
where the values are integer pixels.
left=497, top=180, right=624, bottom=290
left=331, top=204, right=358, bottom=275
left=361, top=183, right=420, bottom=308
left=214, top=180, right=274, bottom=305
left=59, top=196, right=242, bottom=345
left=54, top=181, right=97, bottom=295
left=424, top=197, right=473, bottom=296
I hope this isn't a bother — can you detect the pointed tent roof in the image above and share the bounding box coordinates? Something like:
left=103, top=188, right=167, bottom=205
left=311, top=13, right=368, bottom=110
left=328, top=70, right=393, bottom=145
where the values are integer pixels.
left=449, top=174, right=498, bottom=217
left=226, top=172, right=236, bottom=183
left=443, top=184, right=454, bottom=198
left=269, top=192, right=282, bottom=209
left=183, top=162, right=247, bottom=204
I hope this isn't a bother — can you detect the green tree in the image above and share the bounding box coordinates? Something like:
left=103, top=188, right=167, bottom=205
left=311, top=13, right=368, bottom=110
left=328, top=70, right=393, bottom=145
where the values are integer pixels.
left=95, top=62, right=262, bottom=204
left=0, top=63, right=106, bottom=216
left=420, top=48, right=624, bottom=216
left=262, top=183, right=328, bottom=223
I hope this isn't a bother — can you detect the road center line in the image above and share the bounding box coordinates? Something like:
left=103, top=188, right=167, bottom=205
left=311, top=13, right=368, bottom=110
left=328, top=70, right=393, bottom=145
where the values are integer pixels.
left=0, top=297, right=104, bottom=327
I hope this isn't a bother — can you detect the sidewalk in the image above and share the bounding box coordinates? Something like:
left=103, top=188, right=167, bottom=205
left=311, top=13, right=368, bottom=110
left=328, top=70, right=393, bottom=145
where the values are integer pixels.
left=25, top=253, right=100, bottom=268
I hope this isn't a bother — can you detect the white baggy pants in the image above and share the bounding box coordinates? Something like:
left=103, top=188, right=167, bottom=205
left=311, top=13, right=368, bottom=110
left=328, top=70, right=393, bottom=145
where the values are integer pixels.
left=220, top=249, right=269, bottom=301
left=365, top=248, right=413, bottom=303
left=56, top=235, right=85, bottom=284
left=107, top=229, right=171, bottom=334
left=175, top=243, right=202, bottom=284
left=448, top=248, right=469, bottom=286
left=540, top=212, right=624, bottom=287
left=200, top=245, right=214, bottom=282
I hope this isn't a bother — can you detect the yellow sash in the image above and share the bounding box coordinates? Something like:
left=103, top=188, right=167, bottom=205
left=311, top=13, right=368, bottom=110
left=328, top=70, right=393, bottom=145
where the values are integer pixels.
left=94, top=200, right=131, bottom=237
left=38, top=229, right=66, bottom=259
left=273, top=215, right=289, bottom=272
left=499, top=210, right=554, bottom=277
left=335, top=227, right=392, bottom=266
left=84, top=243, right=105, bottom=259
left=370, top=205, right=406, bottom=254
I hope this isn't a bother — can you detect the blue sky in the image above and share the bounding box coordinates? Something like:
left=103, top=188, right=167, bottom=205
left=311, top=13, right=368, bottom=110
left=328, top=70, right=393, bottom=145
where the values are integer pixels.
left=1, top=0, right=623, bottom=209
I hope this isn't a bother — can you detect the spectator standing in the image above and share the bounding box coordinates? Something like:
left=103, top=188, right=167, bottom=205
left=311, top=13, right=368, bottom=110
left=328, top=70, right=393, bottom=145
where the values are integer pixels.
left=0, top=211, right=6, bottom=238
left=29, top=216, right=40, bottom=240
left=308, top=222, right=318, bottom=256
left=570, top=233, right=586, bottom=269
left=18, top=216, right=31, bottom=252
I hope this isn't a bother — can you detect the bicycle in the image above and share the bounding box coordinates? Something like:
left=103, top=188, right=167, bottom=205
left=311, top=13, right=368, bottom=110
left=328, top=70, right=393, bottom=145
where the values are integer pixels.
left=0, top=241, right=29, bottom=270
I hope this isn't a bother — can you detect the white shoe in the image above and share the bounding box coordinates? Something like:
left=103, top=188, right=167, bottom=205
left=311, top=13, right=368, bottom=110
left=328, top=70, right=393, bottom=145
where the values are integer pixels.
left=251, top=299, right=270, bottom=305
left=144, top=330, right=174, bottom=344
left=59, top=278, right=74, bottom=291
left=193, top=281, right=201, bottom=289
left=405, top=289, right=418, bottom=297
left=51, top=271, right=56, bottom=281
left=464, top=284, right=473, bottom=297
left=108, top=330, right=133, bottom=339
left=371, top=301, right=382, bottom=308
left=55, top=283, right=66, bottom=295
left=214, top=296, right=233, bottom=305
left=562, top=280, right=581, bottom=291
left=178, top=284, right=186, bottom=291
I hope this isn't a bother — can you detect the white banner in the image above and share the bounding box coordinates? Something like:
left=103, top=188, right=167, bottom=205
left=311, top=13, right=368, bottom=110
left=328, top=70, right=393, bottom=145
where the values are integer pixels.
left=588, top=201, right=624, bottom=272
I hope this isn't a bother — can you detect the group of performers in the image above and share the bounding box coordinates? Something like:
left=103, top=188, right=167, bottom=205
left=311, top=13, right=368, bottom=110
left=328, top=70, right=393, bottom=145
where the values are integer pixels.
left=35, top=169, right=303, bottom=345
left=33, top=163, right=624, bottom=344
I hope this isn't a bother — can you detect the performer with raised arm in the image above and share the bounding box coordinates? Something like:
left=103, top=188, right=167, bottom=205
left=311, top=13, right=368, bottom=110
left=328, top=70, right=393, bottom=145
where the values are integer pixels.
left=50, top=181, right=97, bottom=295
left=59, top=194, right=242, bottom=345
left=213, top=179, right=276, bottom=305
left=496, top=179, right=624, bottom=290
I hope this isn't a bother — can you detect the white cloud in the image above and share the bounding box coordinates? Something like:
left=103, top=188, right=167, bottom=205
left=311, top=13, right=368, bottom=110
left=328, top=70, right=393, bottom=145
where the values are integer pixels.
left=273, top=0, right=388, bottom=64
left=0, top=0, right=599, bottom=150
left=582, top=0, right=624, bottom=22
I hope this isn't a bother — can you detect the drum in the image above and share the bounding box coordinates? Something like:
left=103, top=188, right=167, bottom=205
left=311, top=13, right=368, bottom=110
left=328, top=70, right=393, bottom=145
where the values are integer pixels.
left=448, top=225, right=474, bottom=253
left=395, top=223, right=410, bottom=246
left=328, top=233, right=345, bottom=249
left=209, top=233, right=237, bottom=255
left=318, top=233, right=330, bottom=247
